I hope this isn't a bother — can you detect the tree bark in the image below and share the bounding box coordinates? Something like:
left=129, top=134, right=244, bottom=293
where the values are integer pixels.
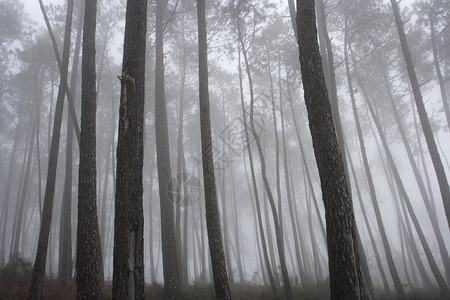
left=296, top=0, right=365, bottom=298
left=112, top=0, right=147, bottom=298
left=76, top=0, right=104, bottom=298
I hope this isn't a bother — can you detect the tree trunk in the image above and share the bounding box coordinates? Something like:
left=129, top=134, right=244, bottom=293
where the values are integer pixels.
left=28, top=1, right=73, bottom=298
left=112, top=0, right=147, bottom=298
left=196, top=1, right=232, bottom=298
left=59, top=3, right=83, bottom=283
left=76, top=0, right=104, bottom=298
left=154, top=0, right=179, bottom=297
left=296, top=0, right=365, bottom=298
left=345, top=35, right=405, bottom=299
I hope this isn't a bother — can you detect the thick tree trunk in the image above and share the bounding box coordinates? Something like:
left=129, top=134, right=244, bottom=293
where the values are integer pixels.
left=112, top=0, right=147, bottom=298
left=76, top=0, right=104, bottom=298
left=296, top=1, right=365, bottom=298
left=28, top=1, right=73, bottom=298
left=197, top=1, right=232, bottom=298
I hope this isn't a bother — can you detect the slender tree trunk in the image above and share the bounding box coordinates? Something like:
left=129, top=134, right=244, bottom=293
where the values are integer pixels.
left=296, top=1, right=366, bottom=298
left=377, top=55, right=450, bottom=284
left=59, top=3, right=83, bottom=283
left=391, top=0, right=450, bottom=231
left=113, top=0, right=147, bottom=298
left=238, top=45, right=277, bottom=297
left=197, top=1, right=231, bottom=298
left=345, top=36, right=405, bottom=299
left=239, top=17, right=292, bottom=299
left=29, top=1, right=73, bottom=298
left=38, top=0, right=80, bottom=144
left=154, top=0, right=179, bottom=297
left=353, top=53, right=449, bottom=295
left=0, top=121, right=20, bottom=266
left=428, top=4, right=450, bottom=130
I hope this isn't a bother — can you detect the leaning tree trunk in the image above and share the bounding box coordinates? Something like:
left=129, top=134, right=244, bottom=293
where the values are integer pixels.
left=76, top=0, right=104, bottom=299
left=390, top=0, right=450, bottom=231
left=296, top=0, right=366, bottom=299
left=112, top=0, right=147, bottom=298
left=28, top=1, right=73, bottom=299
left=345, top=36, right=405, bottom=299
left=196, top=1, right=232, bottom=299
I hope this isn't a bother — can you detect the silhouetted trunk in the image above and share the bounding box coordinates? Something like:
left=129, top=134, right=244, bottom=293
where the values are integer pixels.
left=37, top=0, right=80, bottom=144
left=12, top=110, right=37, bottom=261
left=0, top=122, right=20, bottom=267
left=197, top=1, right=232, bottom=298
left=112, top=0, right=147, bottom=298
left=76, top=0, right=104, bottom=298
left=345, top=36, right=405, bottom=299
left=239, top=13, right=292, bottom=299
left=390, top=0, right=450, bottom=231
left=377, top=55, right=450, bottom=284
left=296, top=0, right=366, bottom=298
left=238, top=43, right=277, bottom=298
left=29, top=1, right=73, bottom=298
left=428, top=3, right=450, bottom=130
left=353, top=52, right=449, bottom=295
left=154, top=0, right=179, bottom=297
left=59, top=3, right=83, bottom=283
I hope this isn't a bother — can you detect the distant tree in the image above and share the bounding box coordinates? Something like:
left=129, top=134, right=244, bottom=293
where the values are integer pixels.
left=154, top=0, right=179, bottom=297
left=28, top=1, right=74, bottom=299
left=390, top=0, right=450, bottom=232
left=295, top=0, right=367, bottom=298
left=112, top=0, right=147, bottom=298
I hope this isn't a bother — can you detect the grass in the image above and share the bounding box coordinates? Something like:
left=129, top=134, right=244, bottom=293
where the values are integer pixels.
left=0, top=259, right=445, bottom=299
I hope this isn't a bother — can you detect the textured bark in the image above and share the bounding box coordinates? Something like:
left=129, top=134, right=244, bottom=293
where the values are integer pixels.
left=154, top=0, right=179, bottom=297
left=296, top=0, right=364, bottom=298
left=76, top=0, right=104, bottom=298
left=390, top=0, right=450, bottom=231
left=197, top=1, right=232, bottom=298
left=112, top=0, right=147, bottom=298
left=28, top=1, right=73, bottom=298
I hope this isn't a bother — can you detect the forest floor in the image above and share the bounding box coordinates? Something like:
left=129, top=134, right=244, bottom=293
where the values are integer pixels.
left=0, top=258, right=445, bottom=299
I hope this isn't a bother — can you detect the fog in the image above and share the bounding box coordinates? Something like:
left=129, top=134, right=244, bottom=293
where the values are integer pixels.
left=1, top=0, right=450, bottom=299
